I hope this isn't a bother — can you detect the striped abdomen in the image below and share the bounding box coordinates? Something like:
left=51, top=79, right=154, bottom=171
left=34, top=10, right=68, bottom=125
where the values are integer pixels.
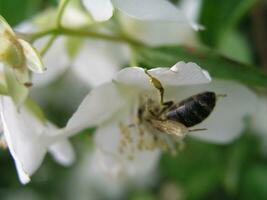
left=165, top=91, right=216, bottom=127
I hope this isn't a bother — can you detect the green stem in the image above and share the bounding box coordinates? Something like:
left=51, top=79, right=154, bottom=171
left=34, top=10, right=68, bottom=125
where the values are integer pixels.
left=56, top=0, right=69, bottom=27
left=60, top=28, right=139, bottom=45
left=129, top=45, right=138, bottom=66
left=39, top=35, right=57, bottom=56
left=29, top=27, right=145, bottom=47
left=29, top=28, right=58, bottom=42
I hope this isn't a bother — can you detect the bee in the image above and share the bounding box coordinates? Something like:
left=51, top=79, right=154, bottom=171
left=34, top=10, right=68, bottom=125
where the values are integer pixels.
left=165, top=91, right=216, bottom=127
left=139, top=91, right=217, bottom=139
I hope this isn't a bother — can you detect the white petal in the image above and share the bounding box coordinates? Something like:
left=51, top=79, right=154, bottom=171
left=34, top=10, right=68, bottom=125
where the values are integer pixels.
left=114, top=62, right=211, bottom=90
left=178, top=0, right=202, bottom=22
left=49, top=139, right=75, bottom=166
left=15, top=22, right=70, bottom=87
left=72, top=40, right=129, bottom=87
left=149, top=61, right=211, bottom=86
left=91, top=147, right=125, bottom=177
left=65, top=82, right=127, bottom=136
left=18, top=39, right=46, bottom=73
left=81, top=0, right=114, bottom=21
left=166, top=80, right=257, bottom=144
left=0, top=97, right=47, bottom=184
left=62, top=4, right=91, bottom=28
left=117, top=0, right=202, bottom=47
left=112, top=0, right=188, bottom=22
left=65, top=150, right=128, bottom=200
left=113, top=67, right=152, bottom=90
left=94, top=112, right=160, bottom=178
left=119, top=15, right=197, bottom=46
left=32, top=37, right=70, bottom=87
left=14, top=21, right=37, bottom=33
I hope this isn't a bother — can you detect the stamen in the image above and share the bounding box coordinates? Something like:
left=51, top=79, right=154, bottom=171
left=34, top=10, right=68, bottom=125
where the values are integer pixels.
left=117, top=95, right=189, bottom=160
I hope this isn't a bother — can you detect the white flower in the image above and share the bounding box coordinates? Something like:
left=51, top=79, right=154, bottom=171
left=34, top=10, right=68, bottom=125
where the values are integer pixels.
left=64, top=61, right=257, bottom=178
left=64, top=148, right=158, bottom=200
left=117, top=0, right=202, bottom=46
left=0, top=16, right=46, bottom=105
left=72, top=39, right=130, bottom=87
left=66, top=150, right=128, bottom=200
left=0, top=96, right=75, bottom=184
left=81, top=0, right=198, bottom=28
left=81, top=0, right=201, bottom=47
left=0, top=16, right=45, bottom=82
left=15, top=19, right=71, bottom=87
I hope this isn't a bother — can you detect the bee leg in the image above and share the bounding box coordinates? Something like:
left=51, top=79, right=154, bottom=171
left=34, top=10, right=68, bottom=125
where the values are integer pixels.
left=148, top=109, right=158, bottom=117
left=144, top=69, right=166, bottom=105
left=188, top=128, right=207, bottom=132
left=163, top=101, right=174, bottom=107
left=156, top=101, right=174, bottom=117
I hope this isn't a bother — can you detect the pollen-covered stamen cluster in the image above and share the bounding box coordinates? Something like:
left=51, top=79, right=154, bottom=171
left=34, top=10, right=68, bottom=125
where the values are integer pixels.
left=117, top=96, right=185, bottom=159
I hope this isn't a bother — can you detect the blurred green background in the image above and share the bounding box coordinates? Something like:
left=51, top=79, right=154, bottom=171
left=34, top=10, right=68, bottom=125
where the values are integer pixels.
left=1, top=0, right=267, bottom=200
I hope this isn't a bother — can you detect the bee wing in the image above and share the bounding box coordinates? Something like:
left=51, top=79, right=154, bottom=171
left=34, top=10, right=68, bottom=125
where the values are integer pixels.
left=149, top=119, right=188, bottom=138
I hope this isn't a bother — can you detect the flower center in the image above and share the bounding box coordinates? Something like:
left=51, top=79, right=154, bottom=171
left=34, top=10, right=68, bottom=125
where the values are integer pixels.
left=117, top=97, right=185, bottom=160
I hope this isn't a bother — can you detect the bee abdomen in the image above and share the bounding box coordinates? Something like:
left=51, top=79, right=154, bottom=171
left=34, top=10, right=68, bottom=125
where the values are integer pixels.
left=165, top=91, right=216, bottom=127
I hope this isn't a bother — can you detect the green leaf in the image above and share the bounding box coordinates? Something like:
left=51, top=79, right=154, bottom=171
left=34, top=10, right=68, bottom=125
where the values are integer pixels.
left=241, top=164, right=267, bottom=200
left=0, top=83, right=7, bottom=95
left=160, top=139, right=223, bottom=200
left=65, top=36, right=83, bottom=58
left=199, top=0, right=256, bottom=47
left=129, top=192, right=156, bottom=200
left=218, top=30, right=252, bottom=64
left=223, top=133, right=259, bottom=195
left=136, top=45, right=267, bottom=87
left=0, top=0, right=42, bottom=26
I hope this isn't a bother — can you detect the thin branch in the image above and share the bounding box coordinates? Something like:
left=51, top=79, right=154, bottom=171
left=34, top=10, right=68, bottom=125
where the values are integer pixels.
left=39, top=35, right=57, bottom=56
left=56, top=0, right=70, bottom=28
left=28, top=27, right=145, bottom=47
left=251, top=0, right=267, bottom=72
